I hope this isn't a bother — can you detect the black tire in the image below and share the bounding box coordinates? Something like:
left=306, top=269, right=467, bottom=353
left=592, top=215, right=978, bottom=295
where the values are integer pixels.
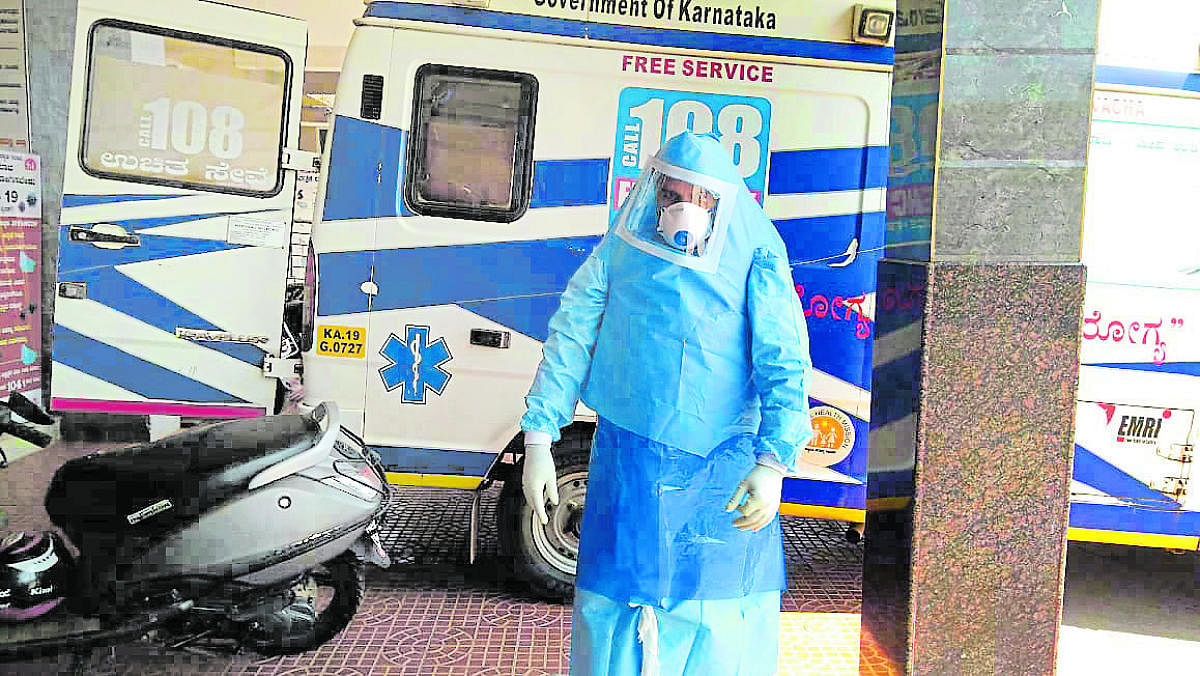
left=254, top=553, right=366, bottom=655
left=497, top=427, right=592, bottom=603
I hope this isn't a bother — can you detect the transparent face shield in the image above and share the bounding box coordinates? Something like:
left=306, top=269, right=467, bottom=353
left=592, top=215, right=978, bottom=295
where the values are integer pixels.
left=614, top=158, right=737, bottom=273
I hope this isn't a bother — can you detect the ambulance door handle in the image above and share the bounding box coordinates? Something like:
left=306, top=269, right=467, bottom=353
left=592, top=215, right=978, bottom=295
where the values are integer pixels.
left=470, top=329, right=510, bottom=349
left=69, top=225, right=141, bottom=249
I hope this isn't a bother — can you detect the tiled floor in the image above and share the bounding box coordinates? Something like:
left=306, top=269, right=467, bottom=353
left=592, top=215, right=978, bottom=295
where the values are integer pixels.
left=1, top=442, right=869, bottom=675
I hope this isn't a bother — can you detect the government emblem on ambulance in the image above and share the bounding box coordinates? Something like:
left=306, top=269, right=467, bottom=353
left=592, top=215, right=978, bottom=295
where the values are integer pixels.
left=803, top=406, right=856, bottom=467
left=379, top=325, right=453, bottom=404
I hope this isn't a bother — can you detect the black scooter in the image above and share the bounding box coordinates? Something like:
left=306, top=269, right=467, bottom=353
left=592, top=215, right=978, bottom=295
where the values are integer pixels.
left=0, top=401, right=389, bottom=664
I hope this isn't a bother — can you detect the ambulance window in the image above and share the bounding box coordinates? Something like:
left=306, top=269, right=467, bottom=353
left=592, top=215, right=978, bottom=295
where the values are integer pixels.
left=405, top=64, right=538, bottom=223
left=80, top=21, right=290, bottom=196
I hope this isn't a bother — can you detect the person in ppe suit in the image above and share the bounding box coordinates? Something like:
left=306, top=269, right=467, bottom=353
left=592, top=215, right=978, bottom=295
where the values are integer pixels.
left=520, top=131, right=813, bottom=675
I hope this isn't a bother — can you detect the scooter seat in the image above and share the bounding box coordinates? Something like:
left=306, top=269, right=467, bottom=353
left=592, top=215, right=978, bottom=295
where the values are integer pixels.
left=45, top=415, right=321, bottom=542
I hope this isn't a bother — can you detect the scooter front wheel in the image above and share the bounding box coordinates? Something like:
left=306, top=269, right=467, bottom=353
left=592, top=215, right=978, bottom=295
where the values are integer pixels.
left=251, top=552, right=366, bottom=655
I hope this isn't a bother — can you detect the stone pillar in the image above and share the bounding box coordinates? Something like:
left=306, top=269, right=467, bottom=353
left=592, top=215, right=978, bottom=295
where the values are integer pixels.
left=27, top=3, right=143, bottom=440
left=860, top=1, right=1098, bottom=674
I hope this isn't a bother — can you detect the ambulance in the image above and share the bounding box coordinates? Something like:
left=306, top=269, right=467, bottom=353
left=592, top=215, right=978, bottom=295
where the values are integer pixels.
left=304, top=0, right=894, bottom=597
left=51, top=0, right=893, bottom=598
left=877, top=0, right=1200, bottom=553
left=1066, top=0, right=1200, bottom=551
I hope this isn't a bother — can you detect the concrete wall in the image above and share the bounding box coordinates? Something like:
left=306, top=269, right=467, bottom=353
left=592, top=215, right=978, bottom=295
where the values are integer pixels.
left=25, top=0, right=75, bottom=408
left=223, top=0, right=358, bottom=70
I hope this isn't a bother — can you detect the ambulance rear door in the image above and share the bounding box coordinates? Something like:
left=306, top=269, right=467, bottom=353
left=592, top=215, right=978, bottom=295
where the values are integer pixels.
left=51, top=0, right=308, bottom=418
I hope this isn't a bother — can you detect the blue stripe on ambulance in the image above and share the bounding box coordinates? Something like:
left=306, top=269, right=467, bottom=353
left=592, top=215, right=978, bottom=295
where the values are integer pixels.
left=1069, top=502, right=1200, bottom=537
left=58, top=214, right=243, bottom=267
left=57, top=266, right=266, bottom=366
left=317, top=236, right=598, bottom=321
left=781, top=477, right=863, bottom=510
left=370, top=445, right=498, bottom=476
left=1072, top=444, right=1182, bottom=509
left=363, top=2, right=893, bottom=65
left=322, top=116, right=409, bottom=221
left=779, top=212, right=884, bottom=391
left=314, top=250, right=372, bottom=316
left=1095, top=65, right=1200, bottom=93
left=54, top=326, right=248, bottom=403
left=532, top=159, right=611, bottom=207
left=1082, top=361, right=1200, bottom=377
left=458, top=295, right=568, bottom=344
left=58, top=219, right=267, bottom=367
left=316, top=209, right=884, bottom=357
left=768, top=146, right=888, bottom=194
left=62, top=194, right=186, bottom=208
left=369, top=237, right=595, bottom=311
left=323, top=116, right=612, bottom=219
left=314, top=249, right=369, bottom=316
left=778, top=211, right=884, bottom=271
left=322, top=116, right=890, bottom=219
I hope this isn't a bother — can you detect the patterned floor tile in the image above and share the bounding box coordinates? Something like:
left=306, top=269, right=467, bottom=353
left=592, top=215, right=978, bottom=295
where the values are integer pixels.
left=1, top=444, right=866, bottom=675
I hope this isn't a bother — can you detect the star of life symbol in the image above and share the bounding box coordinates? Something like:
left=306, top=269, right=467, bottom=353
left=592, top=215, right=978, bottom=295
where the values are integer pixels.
left=378, top=325, right=452, bottom=404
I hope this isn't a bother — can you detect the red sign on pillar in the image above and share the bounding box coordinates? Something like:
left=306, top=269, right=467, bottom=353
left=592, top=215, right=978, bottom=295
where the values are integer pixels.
left=0, top=151, right=41, bottom=398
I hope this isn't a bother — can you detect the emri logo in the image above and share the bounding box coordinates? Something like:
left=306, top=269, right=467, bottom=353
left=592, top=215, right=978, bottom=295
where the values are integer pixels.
left=1116, top=413, right=1166, bottom=445
left=378, top=326, right=452, bottom=404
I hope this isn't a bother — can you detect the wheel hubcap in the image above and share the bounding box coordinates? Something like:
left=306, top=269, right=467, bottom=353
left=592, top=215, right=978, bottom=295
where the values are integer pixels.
left=530, top=469, right=587, bottom=576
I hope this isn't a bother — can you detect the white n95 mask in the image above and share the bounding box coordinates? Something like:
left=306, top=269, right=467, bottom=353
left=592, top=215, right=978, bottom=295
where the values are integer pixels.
left=657, top=201, right=713, bottom=255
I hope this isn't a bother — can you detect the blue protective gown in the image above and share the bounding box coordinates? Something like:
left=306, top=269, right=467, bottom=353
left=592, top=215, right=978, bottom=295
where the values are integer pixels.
left=520, top=132, right=813, bottom=675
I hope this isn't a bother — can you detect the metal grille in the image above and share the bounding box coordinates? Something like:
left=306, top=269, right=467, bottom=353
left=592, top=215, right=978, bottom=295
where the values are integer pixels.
left=360, top=74, right=384, bottom=120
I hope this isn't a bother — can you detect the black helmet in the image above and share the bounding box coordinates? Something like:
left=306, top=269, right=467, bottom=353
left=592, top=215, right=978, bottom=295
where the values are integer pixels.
left=0, top=531, right=72, bottom=621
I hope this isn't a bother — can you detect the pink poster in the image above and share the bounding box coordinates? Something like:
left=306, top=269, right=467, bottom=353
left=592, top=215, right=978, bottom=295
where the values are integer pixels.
left=0, top=217, right=40, bottom=395
left=0, top=151, right=41, bottom=396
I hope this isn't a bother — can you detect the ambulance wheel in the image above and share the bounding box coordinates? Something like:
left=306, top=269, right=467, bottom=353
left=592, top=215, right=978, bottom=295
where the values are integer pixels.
left=497, top=429, right=591, bottom=603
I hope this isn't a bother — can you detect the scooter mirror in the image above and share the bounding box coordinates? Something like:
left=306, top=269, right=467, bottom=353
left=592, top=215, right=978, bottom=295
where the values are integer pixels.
left=308, top=402, right=328, bottom=426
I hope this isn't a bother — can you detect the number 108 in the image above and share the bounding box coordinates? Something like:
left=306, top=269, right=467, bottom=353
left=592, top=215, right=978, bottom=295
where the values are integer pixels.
left=141, top=98, right=246, bottom=160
